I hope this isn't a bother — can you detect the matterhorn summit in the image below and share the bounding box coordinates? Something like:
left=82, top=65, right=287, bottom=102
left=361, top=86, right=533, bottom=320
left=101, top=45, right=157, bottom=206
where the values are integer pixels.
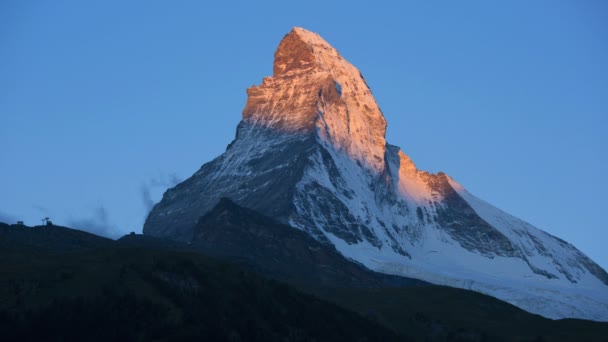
left=144, top=27, right=608, bottom=321
left=243, top=27, right=387, bottom=173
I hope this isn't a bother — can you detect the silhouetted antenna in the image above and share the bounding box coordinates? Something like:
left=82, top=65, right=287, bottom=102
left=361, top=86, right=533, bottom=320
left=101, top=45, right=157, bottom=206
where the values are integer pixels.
left=41, top=217, right=52, bottom=226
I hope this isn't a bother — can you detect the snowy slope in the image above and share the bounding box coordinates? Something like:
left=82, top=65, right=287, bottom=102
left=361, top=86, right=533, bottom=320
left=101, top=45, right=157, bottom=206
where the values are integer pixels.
left=289, top=137, right=608, bottom=320
left=144, top=27, right=608, bottom=321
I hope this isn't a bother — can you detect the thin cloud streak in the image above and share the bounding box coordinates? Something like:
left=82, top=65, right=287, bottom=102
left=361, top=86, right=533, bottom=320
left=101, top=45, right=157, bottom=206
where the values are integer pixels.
left=67, top=205, right=122, bottom=239
left=140, top=172, right=182, bottom=216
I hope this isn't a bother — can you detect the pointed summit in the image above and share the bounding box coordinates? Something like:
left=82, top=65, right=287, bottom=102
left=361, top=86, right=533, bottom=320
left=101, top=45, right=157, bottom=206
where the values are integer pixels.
left=243, top=27, right=387, bottom=173
left=272, top=27, right=342, bottom=76
left=272, top=28, right=319, bottom=76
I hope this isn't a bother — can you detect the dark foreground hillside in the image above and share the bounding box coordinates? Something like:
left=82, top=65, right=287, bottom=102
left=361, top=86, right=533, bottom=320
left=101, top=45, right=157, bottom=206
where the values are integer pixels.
left=1, top=220, right=608, bottom=341
left=0, top=242, right=401, bottom=341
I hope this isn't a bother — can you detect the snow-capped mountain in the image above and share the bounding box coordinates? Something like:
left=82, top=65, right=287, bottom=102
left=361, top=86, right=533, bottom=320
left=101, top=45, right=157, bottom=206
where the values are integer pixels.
left=144, top=27, right=608, bottom=321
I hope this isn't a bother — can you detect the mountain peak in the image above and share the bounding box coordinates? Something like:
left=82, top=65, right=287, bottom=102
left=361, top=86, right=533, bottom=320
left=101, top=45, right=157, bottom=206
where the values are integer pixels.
left=145, top=28, right=608, bottom=321
left=272, top=27, right=339, bottom=76
left=243, top=27, right=388, bottom=173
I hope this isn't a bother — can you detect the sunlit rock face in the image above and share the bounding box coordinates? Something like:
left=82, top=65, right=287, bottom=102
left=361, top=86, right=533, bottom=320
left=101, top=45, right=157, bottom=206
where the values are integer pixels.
left=144, top=28, right=608, bottom=321
left=243, top=28, right=387, bottom=173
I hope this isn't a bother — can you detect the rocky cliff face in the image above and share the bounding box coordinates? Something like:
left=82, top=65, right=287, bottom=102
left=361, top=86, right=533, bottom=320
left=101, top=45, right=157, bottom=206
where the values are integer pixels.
left=243, top=27, right=387, bottom=173
left=144, top=27, right=608, bottom=321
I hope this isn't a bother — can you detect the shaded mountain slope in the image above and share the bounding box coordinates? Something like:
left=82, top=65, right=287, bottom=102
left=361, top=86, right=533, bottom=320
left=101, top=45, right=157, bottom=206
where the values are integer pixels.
left=192, top=198, right=426, bottom=288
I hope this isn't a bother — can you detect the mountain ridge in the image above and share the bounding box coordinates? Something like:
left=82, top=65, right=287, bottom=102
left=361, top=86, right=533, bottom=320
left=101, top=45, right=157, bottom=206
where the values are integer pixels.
left=144, top=27, right=608, bottom=321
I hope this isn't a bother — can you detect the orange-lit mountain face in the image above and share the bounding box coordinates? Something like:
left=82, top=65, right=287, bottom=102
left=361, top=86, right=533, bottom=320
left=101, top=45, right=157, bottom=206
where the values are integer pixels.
left=144, top=28, right=608, bottom=321
left=243, top=28, right=387, bottom=174
left=242, top=28, right=453, bottom=207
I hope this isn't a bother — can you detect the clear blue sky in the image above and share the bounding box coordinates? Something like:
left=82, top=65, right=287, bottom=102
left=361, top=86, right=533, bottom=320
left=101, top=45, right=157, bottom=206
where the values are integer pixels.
left=1, top=1, right=606, bottom=269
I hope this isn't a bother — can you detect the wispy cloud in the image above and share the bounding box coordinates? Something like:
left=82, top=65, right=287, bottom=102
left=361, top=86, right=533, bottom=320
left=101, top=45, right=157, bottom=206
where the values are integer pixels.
left=32, top=204, right=49, bottom=215
left=140, top=172, right=182, bottom=215
left=67, top=205, right=122, bottom=239
left=149, top=172, right=181, bottom=188
left=141, top=185, right=155, bottom=213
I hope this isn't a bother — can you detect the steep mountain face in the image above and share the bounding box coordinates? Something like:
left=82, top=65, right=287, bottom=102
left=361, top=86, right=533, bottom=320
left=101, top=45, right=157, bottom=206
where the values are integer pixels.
left=243, top=27, right=387, bottom=173
left=191, top=198, right=427, bottom=288
left=144, top=27, right=608, bottom=321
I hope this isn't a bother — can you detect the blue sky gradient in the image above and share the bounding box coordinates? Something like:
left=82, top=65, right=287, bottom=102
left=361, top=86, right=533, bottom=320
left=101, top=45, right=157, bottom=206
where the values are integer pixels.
left=1, top=1, right=607, bottom=269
